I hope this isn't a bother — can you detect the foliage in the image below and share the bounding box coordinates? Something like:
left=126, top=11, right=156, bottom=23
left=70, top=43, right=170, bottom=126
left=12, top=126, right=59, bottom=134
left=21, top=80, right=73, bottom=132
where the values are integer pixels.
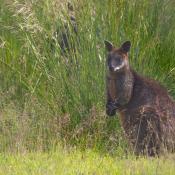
left=0, top=0, right=175, bottom=152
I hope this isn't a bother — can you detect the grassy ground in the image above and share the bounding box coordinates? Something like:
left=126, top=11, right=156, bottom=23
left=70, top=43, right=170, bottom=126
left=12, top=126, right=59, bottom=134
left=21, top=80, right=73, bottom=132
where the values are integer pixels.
left=0, top=147, right=175, bottom=175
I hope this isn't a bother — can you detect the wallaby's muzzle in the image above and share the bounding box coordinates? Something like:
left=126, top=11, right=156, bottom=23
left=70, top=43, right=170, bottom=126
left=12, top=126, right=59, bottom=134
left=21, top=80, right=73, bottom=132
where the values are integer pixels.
left=108, top=61, right=125, bottom=72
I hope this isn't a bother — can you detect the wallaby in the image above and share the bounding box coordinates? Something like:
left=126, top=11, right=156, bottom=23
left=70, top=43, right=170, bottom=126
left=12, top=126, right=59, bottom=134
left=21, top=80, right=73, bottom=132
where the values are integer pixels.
left=105, top=40, right=175, bottom=156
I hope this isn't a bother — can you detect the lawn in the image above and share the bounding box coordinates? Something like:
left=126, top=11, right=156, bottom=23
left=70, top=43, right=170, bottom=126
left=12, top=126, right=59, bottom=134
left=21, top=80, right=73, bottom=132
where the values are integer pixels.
left=0, top=147, right=175, bottom=175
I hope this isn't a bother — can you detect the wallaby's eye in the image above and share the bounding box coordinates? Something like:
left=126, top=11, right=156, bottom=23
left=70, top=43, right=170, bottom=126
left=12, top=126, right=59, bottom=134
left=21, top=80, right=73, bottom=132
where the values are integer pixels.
left=116, top=57, right=122, bottom=64
left=107, top=54, right=112, bottom=62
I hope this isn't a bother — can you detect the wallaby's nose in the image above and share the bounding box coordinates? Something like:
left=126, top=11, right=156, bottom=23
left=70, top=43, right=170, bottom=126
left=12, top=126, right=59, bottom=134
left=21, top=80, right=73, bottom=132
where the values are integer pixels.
left=109, top=65, right=115, bottom=71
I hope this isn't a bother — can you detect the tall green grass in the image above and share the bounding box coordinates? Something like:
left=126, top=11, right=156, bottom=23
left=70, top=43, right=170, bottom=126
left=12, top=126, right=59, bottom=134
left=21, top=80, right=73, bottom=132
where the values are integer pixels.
left=0, top=0, right=175, bottom=152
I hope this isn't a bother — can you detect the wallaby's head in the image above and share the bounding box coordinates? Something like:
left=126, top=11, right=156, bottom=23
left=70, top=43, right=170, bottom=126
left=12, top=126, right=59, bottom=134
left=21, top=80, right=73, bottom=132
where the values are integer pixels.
left=105, top=41, right=131, bottom=73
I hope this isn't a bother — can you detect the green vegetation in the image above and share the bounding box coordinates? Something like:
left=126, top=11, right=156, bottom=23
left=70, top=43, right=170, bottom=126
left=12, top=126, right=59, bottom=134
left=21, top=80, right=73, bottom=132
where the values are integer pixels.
left=0, top=0, right=175, bottom=173
left=0, top=146, right=175, bottom=175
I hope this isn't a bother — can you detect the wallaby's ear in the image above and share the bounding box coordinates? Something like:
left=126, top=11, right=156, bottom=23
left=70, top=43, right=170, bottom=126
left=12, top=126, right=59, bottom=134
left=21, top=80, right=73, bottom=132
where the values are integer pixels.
left=104, top=40, right=113, bottom=52
left=121, top=41, right=131, bottom=53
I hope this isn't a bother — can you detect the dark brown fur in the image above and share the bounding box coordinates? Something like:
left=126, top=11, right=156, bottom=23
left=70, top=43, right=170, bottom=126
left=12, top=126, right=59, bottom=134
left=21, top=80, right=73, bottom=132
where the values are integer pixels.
left=105, top=41, right=175, bottom=156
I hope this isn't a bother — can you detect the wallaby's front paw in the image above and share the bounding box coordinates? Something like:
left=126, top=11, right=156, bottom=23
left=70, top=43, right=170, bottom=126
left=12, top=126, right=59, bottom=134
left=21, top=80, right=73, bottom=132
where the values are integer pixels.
left=106, top=108, right=116, bottom=116
left=106, top=102, right=119, bottom=110
left=106, top=103, right=117, bottom=116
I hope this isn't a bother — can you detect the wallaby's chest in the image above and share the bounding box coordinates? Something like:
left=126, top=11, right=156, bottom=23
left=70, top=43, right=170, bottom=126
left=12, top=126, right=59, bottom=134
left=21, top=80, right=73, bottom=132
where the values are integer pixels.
left=107, top=72, right=133, bottom=105
left=107, top=77, right=116, bottom=101
left=107, top=76, right=126, bottom=101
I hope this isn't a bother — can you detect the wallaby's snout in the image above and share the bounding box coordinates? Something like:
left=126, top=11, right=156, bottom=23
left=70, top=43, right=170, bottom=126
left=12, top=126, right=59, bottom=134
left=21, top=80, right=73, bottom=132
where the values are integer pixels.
left=108, top=53, right=125, bottom=72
